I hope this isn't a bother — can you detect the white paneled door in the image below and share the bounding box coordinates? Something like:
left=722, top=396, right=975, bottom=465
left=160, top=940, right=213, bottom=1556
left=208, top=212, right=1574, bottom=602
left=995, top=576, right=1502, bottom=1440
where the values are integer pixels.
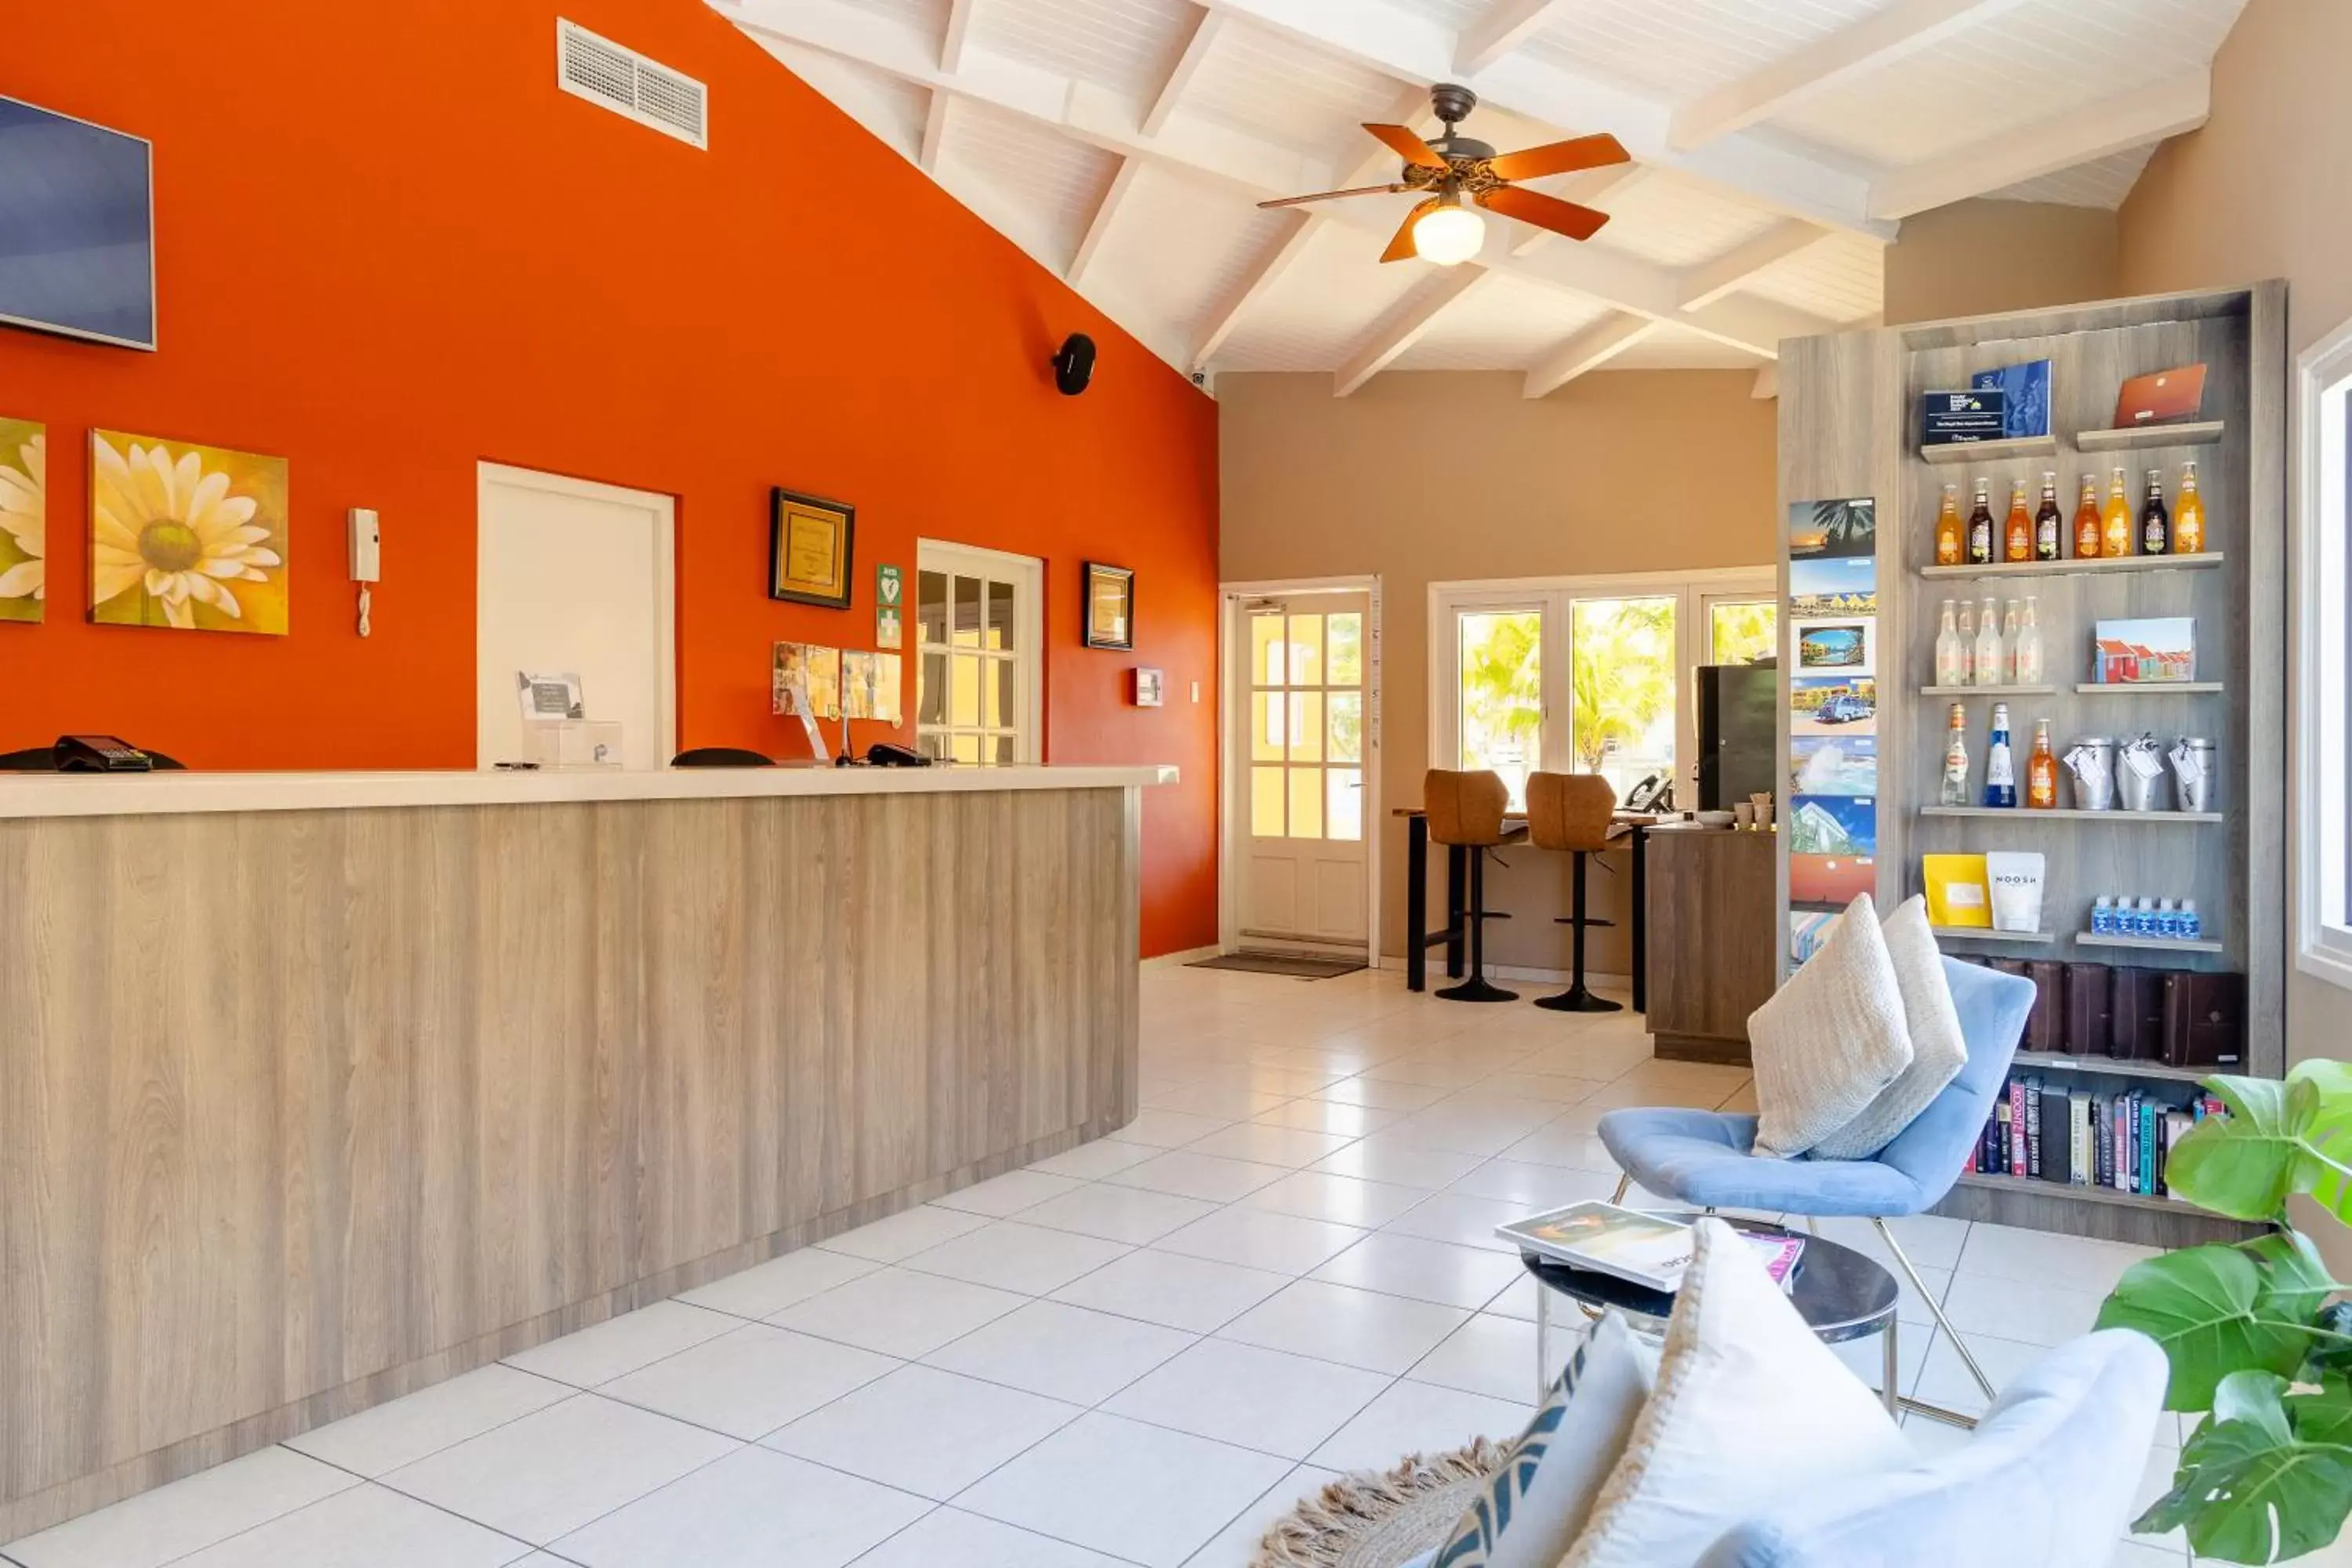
left=1232, top=592, right=1371, bottom=953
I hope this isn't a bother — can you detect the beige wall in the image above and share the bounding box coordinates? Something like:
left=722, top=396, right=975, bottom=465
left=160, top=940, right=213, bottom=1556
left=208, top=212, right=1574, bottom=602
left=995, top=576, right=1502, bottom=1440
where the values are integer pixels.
left=1884, top=198, right=2122, bottom=325
left=1218, top=369, right=1777, bottom=973
left=2117, top=0, right=2352, bottom=1075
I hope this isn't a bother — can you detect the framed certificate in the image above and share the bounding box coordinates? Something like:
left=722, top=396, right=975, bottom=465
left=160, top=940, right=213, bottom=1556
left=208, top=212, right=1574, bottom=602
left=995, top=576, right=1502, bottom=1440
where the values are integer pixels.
left=769, top=488, right=855, bottom=609
left=1083, top=561, right=1134, bottom=650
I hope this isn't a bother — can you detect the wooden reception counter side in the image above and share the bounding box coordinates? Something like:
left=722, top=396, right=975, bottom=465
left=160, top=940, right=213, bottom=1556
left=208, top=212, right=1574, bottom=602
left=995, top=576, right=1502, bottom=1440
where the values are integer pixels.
left=0, top=764, right=1171, bottom=1536
left=1642, top=825, right=1777, bottom=1066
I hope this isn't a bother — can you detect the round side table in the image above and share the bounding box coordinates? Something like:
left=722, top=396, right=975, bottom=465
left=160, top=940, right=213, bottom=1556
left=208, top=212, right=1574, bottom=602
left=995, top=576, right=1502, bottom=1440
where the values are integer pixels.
left=1519, top=1214, right=1902, bottom=1416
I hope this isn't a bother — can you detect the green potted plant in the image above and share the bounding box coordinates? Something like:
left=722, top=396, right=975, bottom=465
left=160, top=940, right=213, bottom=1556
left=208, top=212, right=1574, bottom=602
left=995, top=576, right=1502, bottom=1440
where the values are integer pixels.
left=2094, top=1060, right=2352, bottom=1563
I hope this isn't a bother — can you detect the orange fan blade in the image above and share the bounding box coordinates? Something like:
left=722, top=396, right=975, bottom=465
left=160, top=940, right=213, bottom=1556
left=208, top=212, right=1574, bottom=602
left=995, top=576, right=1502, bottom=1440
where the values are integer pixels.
left=1486, top=132, right=1631, bottom=183
left=1381, top=198, right=1441, bottom=262
left=1361, top=122, right=1450, bottom=171
left=1258, top=183, right=1412, bottom=210
left=1478, top=185, right=1610, bottom=243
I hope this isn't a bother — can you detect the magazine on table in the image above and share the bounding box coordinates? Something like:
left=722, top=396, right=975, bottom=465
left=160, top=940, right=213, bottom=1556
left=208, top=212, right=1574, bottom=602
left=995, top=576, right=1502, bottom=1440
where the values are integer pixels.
left=1496, top=1201, right=1805, bottom=1294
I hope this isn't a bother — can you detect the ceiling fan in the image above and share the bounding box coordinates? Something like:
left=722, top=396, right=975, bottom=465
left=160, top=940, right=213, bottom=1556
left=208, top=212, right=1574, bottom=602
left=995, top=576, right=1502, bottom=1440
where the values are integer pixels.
left=1258, top=83, right=1630, bottom=266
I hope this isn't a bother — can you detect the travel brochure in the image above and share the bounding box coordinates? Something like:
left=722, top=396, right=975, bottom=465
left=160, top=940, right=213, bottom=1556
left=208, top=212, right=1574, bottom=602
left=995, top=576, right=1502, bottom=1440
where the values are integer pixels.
left=1497, top=1201, right=1804, bottom=1294
left=1787, top=499, right=1882, bottom=955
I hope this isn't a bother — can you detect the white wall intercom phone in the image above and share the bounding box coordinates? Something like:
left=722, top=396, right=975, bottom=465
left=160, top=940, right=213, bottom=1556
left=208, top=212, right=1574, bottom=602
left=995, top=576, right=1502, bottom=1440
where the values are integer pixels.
left=348, top=507, right=380, bottom=637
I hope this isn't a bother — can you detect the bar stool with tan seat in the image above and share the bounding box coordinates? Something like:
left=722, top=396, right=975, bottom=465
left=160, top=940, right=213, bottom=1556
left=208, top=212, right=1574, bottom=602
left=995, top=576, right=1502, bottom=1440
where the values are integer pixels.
left=1526, top=771, right=1623, bottom=1014
left=1422, top=768, right=1517, bottom=1004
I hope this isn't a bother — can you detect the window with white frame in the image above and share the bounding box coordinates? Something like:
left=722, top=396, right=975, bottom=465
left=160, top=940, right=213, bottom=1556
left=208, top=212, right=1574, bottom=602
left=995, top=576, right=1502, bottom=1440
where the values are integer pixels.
left=2297, top=318, right=2352, bottom=988
left=1434, top=572, right=1777, bottom=810
left=915, top=542, right=1042, bottom=765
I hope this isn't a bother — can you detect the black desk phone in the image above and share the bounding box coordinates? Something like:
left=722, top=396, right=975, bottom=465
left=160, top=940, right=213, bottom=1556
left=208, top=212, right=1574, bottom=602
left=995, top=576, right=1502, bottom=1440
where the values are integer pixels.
left=55, top=735, right=154, bottom=771
left=864, top=742, right=931, bottom=768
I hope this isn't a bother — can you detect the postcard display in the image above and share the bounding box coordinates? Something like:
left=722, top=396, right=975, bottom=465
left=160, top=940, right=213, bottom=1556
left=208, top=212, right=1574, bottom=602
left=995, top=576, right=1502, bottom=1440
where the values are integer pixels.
left=1773, top=285, right=2288, bottom=1248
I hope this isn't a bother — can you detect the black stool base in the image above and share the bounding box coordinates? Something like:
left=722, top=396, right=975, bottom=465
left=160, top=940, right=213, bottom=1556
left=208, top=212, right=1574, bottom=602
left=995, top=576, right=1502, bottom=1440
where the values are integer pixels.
left=1536, top=985, right=1622, bottom=1014
left=1436, top=977, right=1519, bottom=1004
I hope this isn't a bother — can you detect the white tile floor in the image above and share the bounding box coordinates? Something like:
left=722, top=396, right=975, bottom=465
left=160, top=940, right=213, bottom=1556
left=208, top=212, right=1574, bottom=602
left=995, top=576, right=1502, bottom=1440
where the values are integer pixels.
left=2, top=965, right=2315, bottom=1568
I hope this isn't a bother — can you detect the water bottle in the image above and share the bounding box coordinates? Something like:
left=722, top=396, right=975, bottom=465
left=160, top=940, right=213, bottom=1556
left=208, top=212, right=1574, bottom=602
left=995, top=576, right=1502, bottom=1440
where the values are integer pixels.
left=2156, top=899, right=2180, bottom=940
left=2180, top=900, right=2202, bottom=942
left=2091, top=896, right=2114, bottom=936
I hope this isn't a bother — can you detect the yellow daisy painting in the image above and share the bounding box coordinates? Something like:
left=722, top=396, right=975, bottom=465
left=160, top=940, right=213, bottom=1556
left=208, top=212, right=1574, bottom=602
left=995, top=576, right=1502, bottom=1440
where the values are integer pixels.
left=0, top=419, right=42, bottom=623
left=91, top=429, right=289, bottom=634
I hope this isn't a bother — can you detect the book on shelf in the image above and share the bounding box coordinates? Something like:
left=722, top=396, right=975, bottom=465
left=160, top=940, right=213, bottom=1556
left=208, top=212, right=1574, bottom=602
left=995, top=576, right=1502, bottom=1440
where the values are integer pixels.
left=1496, top=1201, right=1805, bottom=1294
left=1965, top=1073, right=2226, bottom=1198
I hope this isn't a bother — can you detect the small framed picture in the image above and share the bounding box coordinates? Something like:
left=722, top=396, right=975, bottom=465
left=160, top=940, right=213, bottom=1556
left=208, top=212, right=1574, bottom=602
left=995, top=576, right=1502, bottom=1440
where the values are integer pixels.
left=1083, top=561, right=1134, bottom=650
left=770, top=488, right=855, bottom=609
left=1133, top=667, right=1164, bottom=707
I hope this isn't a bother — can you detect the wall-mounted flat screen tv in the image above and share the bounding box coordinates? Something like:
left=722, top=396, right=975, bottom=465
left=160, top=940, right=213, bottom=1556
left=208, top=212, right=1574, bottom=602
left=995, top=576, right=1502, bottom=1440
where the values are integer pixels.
left=0, top=95, right=155, bottom=350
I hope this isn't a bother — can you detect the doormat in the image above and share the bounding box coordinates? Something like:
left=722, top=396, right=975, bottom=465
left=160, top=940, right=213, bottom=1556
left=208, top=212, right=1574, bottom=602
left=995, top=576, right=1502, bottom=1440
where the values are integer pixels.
left=1187, top=952, right=1367, bottom=979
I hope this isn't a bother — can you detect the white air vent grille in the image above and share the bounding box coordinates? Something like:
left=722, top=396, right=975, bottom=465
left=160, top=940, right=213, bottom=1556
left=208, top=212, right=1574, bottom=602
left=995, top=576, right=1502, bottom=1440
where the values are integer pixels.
left=557, top=20, right=707, bottom=149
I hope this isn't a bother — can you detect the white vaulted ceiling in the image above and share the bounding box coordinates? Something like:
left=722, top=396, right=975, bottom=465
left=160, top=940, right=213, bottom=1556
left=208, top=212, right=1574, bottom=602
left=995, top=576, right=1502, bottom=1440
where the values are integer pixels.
left=717, top=0, right=2248, bottom=396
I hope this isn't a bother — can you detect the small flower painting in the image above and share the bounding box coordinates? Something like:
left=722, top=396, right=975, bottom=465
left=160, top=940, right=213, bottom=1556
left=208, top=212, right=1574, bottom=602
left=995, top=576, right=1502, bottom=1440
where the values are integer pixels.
left=0, top=418, right=44, bottom=623
left=90, top=429, right=289, bottom=634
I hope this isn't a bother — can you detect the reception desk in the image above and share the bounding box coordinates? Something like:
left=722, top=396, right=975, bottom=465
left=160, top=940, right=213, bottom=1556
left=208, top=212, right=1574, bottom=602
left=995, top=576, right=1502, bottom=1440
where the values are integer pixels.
left=0, top=764, right=1168, bottom=1536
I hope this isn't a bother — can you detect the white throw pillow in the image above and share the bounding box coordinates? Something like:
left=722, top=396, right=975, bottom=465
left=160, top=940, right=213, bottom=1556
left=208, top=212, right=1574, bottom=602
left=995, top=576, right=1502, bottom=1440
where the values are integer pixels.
left=1747, top=893, right=1914, bottom=1158
left=1810, top=896, right=1971, bottom=1160
left=1561, top=1219, right=1915, bottom=1568
left=1424, top=1312, right=1657, bottom=1567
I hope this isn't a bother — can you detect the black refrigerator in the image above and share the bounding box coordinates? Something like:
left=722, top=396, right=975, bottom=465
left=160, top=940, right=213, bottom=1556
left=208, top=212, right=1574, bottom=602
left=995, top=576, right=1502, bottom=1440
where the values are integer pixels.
left=1696, top=661, right=1778, bottom=811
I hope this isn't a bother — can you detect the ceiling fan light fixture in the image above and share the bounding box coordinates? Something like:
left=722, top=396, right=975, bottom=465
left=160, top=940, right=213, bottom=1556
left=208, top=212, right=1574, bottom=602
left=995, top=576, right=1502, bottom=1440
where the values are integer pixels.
left=1413, top=199, right=1484, bottom=266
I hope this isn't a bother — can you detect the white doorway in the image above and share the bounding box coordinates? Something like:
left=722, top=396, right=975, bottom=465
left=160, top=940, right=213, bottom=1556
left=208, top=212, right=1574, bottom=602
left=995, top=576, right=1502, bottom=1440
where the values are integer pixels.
left=476, top=463, right=676, bottom=771
left=914, top=540, right=1044, bottom=765
left=1221, top=579, right=1381, bottom=958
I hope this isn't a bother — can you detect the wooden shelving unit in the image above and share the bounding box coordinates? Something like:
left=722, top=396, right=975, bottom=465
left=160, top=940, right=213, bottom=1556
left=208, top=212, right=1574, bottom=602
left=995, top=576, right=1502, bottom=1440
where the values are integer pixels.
left=1918, top=684, right=2056, bottom=696
left=1918, top=434, right=2061, bottom=466
left=1777, top=282, right=2285, bottom=1249
left=2010, top=1050, right=2225, bottom=1084
left=1917, top=551, right=2224, bottom=581
left=1933, top=926, right=2056, bottom=945
left=2074, top=682, right=2225, bottom=695
left=2076, top=932, right=2227, bottom=956
left=2075, top=419, right=2227, bottom=453
left=1918, top=806, right=2224, bottom=824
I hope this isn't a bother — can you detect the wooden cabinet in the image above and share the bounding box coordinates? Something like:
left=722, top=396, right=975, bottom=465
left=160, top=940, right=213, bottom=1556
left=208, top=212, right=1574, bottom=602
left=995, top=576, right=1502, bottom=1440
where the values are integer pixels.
left=1643, top=826, right=1777, bottom=1065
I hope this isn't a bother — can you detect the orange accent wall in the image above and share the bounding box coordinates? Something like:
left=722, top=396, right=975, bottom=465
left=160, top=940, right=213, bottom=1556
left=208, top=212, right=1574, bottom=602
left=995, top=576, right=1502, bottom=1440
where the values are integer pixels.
left=0, top=0, right=1218, bottom=955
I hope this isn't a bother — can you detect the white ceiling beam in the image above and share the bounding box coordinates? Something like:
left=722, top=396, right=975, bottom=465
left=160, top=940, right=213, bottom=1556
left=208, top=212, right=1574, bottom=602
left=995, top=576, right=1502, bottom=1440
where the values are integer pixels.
left=919, top=87, right=951, bottom=172
left=1145, top=10, right=1227, bottom=136
left=1508, top=163, right=1645, bottom=257
left=1334, top=267, right=1494, bottom=396
left=1189, top=0, right=1894, bottom=240
left=1676, top=220, right=1833, bottom=310
left=1454, top=0, right=1571, bottom=77
left=1869, top=69, right=2210, bottom=219
left=1190, top=211, right=1323, bottom=370
left=1668, top=0, right=2031, bottom=151
left=1069, top=158, right=1142, bottom=286
left=722, top=0, right=1838, bottom=361
left=1523, top=312, right=1657, bottom=398
left=938, top=0, right=978, bottom=73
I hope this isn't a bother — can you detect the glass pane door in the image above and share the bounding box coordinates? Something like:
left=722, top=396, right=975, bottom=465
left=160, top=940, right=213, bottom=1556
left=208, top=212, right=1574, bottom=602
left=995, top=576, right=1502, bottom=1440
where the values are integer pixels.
left=1248, top=604, right=1366, bottom=842
left=916, top=550, right=1032, bottom=764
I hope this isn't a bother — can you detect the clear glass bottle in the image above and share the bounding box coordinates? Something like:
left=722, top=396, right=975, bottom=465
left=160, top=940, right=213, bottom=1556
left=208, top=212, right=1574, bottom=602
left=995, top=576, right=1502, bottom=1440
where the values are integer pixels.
left=1935, top=482, right=1963, bottom=567
left=2102, top=466, right=2134, bottom=557
left=2175, top=461, right=2205, bottom=555
left=1984, top=702, right=2016, bottom=808
left=2034, top=472, right=2063, bottom=561
left=1941, top=702, right=1972, bottom=806
left=1955, top=598, right=1978, bottom=685
left=2004, top=480, right=2034, bottom=564
left=2001, top=601, right=2022, bottom=684
left=1967, top=478, right=1996, bottom=566
left=2027, top=718, right=2058, bottom=809
left=2012, top=596, right=2045, bottom=686
left=1934, top=600, right=1966, bottom=688
left=1974, top=594, right=2005, bottom=688
left=2141, top=468, right=2172, bottom=556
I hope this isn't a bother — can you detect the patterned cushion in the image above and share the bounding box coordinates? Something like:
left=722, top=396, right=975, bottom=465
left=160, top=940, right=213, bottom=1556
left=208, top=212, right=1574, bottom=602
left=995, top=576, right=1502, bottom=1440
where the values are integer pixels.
left=1747, top=893, right=1914, bottom=1158
left=1429, top=1312, right=1656, bottom=1568
left=1563, top=1219, right=1915, bottom=1568
left=1810, top=897, right=1971, bottom=1160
